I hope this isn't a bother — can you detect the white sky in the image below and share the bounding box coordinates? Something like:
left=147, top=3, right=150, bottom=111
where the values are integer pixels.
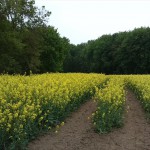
left=35, top=0, right=150, bottom=45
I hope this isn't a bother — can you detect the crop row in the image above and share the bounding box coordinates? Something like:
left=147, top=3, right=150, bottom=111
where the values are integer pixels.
left=126, top=75, right=150, bottom=117
left=93, top=76, right=125, bottom=133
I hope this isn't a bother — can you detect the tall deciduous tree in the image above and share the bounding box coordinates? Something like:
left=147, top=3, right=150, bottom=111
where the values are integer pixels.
left=40, top=26, right=69, bottom=72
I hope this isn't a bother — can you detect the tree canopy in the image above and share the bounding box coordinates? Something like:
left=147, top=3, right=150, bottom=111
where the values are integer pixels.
left=0, top=0, right=150, bottom=74
left=0, top=0, right=69, bottom=74
left=64, top=27, right=150, bottom=74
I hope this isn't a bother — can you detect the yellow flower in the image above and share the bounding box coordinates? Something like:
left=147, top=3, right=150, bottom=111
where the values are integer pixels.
left=60, top=122, right=65, bottom=126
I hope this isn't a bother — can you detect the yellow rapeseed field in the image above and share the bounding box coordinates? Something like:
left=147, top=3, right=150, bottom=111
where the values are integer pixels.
left=0, top=74, right=150, bottom=149
left=0, top=73, right=106, bottom=149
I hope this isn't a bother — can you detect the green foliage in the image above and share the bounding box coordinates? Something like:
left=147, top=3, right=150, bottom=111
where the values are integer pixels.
left=64, top=27, right=150, bottom=74
left=1, top=0, right=150, bottom=74
left=0, top=0, right=69, bottom=74
left=40, top=27, right=70, bottom=72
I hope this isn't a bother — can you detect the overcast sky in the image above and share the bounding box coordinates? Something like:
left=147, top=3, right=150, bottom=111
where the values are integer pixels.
left=35, top=0, right=150, bottom=45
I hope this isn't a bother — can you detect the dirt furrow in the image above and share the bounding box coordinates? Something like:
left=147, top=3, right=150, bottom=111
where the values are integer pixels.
left=28, top=90, right=150, bottom=150
left=28, top=100, right=97, bottom=150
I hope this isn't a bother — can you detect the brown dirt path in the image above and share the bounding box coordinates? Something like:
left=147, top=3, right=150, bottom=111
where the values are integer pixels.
left=28, top=90, right=150, bottom=150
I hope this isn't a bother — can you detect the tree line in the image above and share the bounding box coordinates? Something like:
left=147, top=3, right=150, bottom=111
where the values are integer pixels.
left=64, top=27, right=150, bottom=74
left=1, top=0, right=150, bottom=74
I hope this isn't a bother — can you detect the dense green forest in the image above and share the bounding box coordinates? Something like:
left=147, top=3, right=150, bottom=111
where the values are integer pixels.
left=65, top=27, right=150, bottom=74
left=1, top=0, right=150, bottom=74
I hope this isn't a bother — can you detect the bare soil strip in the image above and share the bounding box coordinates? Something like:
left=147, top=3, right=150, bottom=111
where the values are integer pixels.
left=28, top=90, right=150, bottom=150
